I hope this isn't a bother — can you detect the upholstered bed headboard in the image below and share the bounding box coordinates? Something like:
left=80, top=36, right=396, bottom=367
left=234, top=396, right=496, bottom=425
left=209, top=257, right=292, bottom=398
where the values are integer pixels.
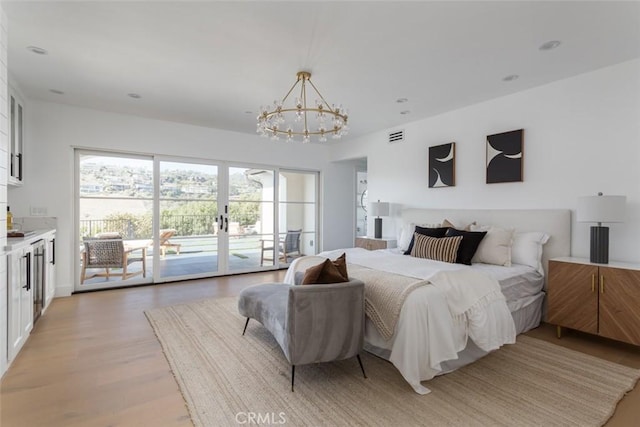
left=400, top=208, right=571, bottom=282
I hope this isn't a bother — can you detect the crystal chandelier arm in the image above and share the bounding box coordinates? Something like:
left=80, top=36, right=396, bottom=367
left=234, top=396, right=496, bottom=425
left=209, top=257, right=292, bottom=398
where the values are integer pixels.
left=280, top=79, right=301, bottom=104
left=307, top=79, right=337, bottom=113
left=301, top=77, right=309, bottom=135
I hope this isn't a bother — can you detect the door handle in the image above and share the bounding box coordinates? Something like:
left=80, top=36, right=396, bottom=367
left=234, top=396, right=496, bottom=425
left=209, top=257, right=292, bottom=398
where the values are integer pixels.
left=24, top=252, right=31, bottom=291
left=219, top=215, right=224, bottom=233
left=224, top=217, right=228, bottom=233
left=591, top=274, right=595, bottom=292
left=600, top=275, right=605, bottom=294
left=51, top=238, right=56, bottom=265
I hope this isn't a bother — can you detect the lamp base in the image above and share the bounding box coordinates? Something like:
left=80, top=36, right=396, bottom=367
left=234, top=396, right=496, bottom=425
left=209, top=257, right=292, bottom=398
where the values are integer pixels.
left=590, top=226, right=609, bottom=264
left=374, top=218, right=382, bottom=239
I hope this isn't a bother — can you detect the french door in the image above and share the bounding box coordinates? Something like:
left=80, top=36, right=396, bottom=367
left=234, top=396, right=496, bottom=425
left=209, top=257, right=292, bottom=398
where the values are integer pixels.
left=75, top=150, right=318, bottom=290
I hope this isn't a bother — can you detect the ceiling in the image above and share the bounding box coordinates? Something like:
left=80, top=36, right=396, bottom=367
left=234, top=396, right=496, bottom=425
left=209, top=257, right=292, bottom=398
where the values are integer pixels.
left=5, top=1, right=640, bottom=141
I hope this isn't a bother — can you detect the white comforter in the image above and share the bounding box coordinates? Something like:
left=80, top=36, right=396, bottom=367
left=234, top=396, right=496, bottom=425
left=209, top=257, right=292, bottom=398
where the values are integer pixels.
left=285, top=248, right=516, bottom=394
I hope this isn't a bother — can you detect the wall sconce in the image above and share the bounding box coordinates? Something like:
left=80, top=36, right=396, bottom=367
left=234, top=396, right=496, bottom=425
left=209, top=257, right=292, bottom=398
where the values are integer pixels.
left=370, top=200, right=389, bottom=239
left=577, top=192, right=626, bottom=264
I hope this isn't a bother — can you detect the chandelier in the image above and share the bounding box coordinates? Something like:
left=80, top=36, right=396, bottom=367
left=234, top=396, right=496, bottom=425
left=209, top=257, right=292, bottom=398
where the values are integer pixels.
left=257, top=71, right=349, bottom=143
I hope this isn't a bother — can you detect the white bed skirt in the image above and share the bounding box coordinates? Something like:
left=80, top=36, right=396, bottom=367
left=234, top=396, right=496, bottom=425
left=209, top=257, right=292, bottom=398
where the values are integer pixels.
left=364, top=292, right=544, bottom=389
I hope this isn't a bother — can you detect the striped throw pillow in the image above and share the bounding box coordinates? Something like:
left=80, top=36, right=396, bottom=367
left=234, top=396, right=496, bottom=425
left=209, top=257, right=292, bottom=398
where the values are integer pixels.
left=410, top=233, right=463, bottom=263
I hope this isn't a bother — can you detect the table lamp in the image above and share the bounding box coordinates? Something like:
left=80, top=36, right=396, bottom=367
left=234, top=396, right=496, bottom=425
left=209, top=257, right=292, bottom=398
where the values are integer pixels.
left=577, top=192, right=626, bottom=264
left=370, top=200, right=389, bottom=239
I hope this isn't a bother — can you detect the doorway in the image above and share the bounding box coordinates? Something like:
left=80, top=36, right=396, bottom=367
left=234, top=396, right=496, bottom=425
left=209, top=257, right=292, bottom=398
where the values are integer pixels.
left=355, top=158, right=368, bottom=237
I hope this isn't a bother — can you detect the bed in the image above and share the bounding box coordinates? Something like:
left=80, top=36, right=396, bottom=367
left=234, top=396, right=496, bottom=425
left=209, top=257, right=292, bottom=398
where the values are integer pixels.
left=285, top=208, right=571, bottom=394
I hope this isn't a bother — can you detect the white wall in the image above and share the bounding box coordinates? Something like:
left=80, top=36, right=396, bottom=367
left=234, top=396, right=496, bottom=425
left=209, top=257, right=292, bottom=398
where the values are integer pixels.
left=0, top=3, right=8, bottom=378
left=332, top=59, right=640, bottom=263
left=9, top=101, right=355, bottom=296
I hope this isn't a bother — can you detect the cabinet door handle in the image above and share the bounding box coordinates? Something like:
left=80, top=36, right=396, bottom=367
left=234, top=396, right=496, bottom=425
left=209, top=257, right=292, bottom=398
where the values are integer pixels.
left=17, top=153, right=22, bottom=181
left=600, top=275, right=605, bottom=294
left=591, top=274, right=595, bottom=292
left=23, top=252, right=31, bottom=291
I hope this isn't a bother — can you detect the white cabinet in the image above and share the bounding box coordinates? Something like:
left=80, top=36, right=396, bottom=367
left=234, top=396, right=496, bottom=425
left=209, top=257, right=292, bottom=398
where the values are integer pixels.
left=7, top=246, right=33, bottom=361
left=8, top=84, right=25, bottom=186
left=45, top=232, right=56, bottom=309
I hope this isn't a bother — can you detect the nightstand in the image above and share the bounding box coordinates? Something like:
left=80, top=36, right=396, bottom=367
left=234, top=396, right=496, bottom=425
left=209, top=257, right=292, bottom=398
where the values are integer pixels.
left=354, top=237, right=397, bottom=251
left=547, top=257, right=640, bottom=346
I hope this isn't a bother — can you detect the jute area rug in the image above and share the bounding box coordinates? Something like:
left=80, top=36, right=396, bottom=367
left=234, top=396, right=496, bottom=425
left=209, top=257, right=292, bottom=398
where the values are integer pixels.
left=145, top=297, right=640, bottom=427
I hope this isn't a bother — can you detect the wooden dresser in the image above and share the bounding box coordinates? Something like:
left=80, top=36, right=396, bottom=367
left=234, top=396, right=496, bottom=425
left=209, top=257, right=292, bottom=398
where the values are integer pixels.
left=355, top=237, right=396, bottom=251
left=547, top=257, right=640, bottom=346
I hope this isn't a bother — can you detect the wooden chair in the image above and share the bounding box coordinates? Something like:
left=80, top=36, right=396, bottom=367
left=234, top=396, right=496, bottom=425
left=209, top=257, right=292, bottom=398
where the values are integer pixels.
left=260, top=229, right=302, bottom=266
left=80, top=236, right=146, bottom=284
left=159, top=229, right=181, bottom=256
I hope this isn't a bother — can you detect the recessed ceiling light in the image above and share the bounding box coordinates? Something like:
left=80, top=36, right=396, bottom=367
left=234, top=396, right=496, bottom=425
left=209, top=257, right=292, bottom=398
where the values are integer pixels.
left=49, top=89, right=64, bottom=95
left=396, top=98, right=408, bottom=103
left=502, top=74, right=519, bottom=82
left=244, top=111, right=253, bottom=114
left=539, top=40, right=562, bottom=51
left=127, top=93, right=142, bottom=99
left=400, top=110, right=411, bottom=115
left=26, top=46, right=47, bottom=55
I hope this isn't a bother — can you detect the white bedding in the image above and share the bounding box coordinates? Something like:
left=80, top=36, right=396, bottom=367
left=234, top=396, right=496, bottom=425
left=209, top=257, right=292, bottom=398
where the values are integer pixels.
left=287, top=248, right=524, bottom=394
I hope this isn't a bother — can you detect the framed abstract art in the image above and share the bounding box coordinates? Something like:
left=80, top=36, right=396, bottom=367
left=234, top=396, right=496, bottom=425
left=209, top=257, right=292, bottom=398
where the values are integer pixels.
left=429, top=142, right=455, bottom=188
left=486, top=129, right=523, bottom=183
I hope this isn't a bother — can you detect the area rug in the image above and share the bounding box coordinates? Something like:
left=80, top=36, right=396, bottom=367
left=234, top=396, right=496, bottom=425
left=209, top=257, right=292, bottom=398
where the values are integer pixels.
left=145, top=297, right=640, bottom=427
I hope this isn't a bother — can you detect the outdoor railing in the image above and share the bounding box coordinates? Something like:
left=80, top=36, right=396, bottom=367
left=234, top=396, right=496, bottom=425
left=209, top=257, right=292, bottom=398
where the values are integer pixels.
left=80, top=214, right=218, bottom=239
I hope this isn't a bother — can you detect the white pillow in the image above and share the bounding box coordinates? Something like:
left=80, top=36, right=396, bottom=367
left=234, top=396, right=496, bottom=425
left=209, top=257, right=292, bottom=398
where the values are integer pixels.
left=511, top=231, right=550, bottom=275
left=397, top=222, right=416, bottom=251
left=470, top=225, right=514, bottom=266
left=398, top=222, right=441, bottom=251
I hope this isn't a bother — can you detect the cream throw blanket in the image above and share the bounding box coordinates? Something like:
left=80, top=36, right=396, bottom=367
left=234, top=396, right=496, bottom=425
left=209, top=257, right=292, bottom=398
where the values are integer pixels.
left=347, top=264, right=428, bottom=340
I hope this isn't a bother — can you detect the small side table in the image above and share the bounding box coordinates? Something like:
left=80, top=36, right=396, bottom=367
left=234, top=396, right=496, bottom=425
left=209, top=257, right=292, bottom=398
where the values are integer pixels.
left=355, top=237, right=397, bottom=251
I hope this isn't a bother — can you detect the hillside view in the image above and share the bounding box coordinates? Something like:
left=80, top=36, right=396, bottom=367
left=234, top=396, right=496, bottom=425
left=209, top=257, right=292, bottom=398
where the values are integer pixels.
left=79, top=157, right=265, bottom=238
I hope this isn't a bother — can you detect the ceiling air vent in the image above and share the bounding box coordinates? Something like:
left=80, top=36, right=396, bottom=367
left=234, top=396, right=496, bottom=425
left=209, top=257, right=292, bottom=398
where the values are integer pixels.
left=388, top=130, right=405, bottom=144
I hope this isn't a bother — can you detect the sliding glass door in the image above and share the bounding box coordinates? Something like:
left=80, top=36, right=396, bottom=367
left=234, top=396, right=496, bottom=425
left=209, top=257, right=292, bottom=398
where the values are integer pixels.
left=278, top=170, right=318, bottom=265
left=158, top=160, right=220, bottom=281
left=226, top=167, right=275, bottom=273
left=77, top=153, right=154, bottom=289
left=75, top=150, right=318, bottom=290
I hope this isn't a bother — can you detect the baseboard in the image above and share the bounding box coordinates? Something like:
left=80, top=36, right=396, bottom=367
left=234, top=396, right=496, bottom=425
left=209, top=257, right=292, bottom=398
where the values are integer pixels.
left=55, top=284, right=73, bottom=297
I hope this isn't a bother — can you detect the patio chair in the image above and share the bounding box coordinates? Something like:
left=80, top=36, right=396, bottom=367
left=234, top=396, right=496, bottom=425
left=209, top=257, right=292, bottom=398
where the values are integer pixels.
left=159, top=229, right=181, bottom=256
left=260, top=229, right=302, bottom=266
left=80, top=235, right=147, bottom=284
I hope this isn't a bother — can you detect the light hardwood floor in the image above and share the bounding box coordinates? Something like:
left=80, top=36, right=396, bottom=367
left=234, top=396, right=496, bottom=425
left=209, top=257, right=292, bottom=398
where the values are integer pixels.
left=2, top=272, right=639, bottom=426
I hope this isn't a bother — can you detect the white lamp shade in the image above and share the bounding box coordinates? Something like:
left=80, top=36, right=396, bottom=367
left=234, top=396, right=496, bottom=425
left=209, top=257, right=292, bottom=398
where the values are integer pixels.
left=370, top=201, right=389, bottom=217
left=577, top=195, right=626, bottom=223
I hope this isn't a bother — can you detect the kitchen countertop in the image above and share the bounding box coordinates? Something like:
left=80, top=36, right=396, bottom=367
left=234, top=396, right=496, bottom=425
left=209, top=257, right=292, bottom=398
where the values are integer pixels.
left=5, top=229, right=56, bottom=252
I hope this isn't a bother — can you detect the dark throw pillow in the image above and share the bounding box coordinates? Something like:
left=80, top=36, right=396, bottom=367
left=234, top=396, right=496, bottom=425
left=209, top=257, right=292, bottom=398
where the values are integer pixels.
left=301, top=253, right=349, bottom=285
left=445, top=228, right=487, bottom=265
left=404, top=226, right=449, bottom=255
left=410, top=234, right=463, bottom=263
